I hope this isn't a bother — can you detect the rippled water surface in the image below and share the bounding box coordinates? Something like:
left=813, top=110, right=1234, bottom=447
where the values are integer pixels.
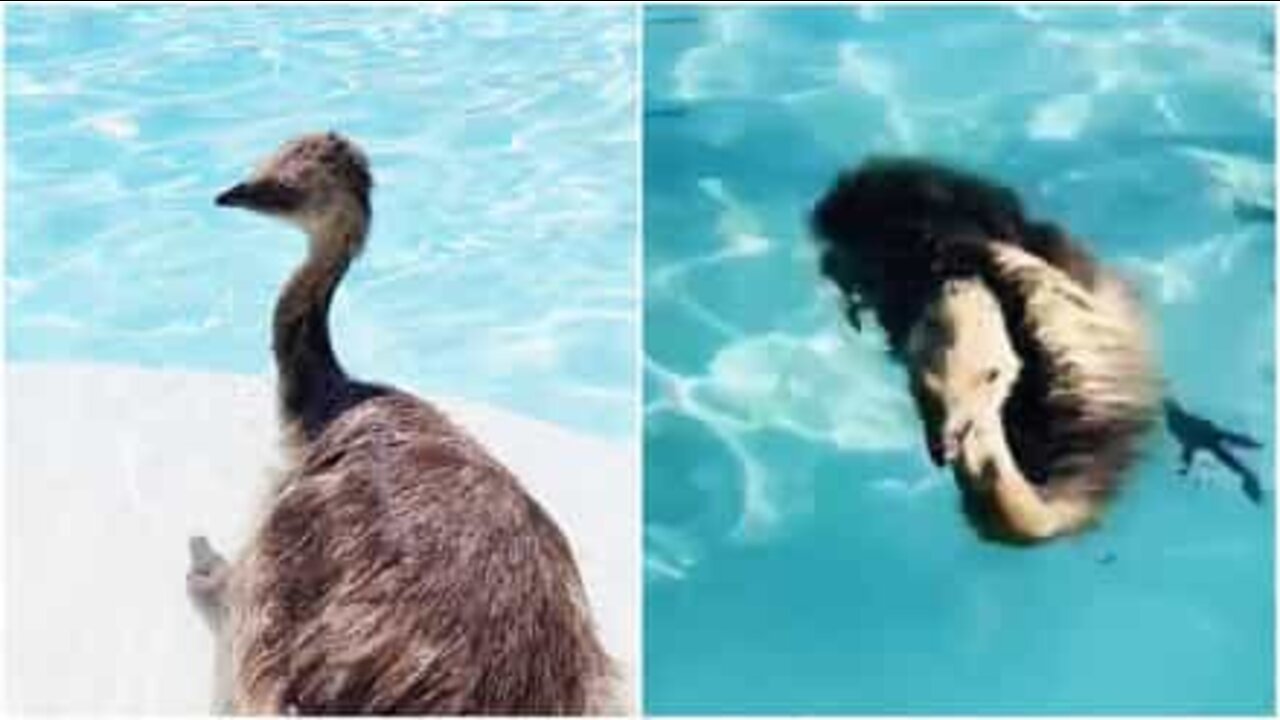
left=7, top=6, right=637, bottom=439
left=644, top=6, right=1274, bottom=713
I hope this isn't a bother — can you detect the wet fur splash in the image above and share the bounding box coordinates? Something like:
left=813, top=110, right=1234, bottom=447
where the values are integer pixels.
left=811, top=157, right=1161, bottom=541
left=195, top=132, right=616, bottom=713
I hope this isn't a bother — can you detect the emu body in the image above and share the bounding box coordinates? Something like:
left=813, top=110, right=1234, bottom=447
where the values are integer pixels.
left=189, top=133, right=614, bottom=713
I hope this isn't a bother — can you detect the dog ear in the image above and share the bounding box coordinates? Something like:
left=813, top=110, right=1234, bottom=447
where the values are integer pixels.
left=817, top=248, right=868, bottom=332
left=843, top=294, right=865, bottom=332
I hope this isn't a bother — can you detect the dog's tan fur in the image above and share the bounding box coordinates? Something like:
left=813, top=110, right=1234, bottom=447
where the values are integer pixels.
left=911, top=243, right=1160, bottom=541
left=906, top=279, right=1022, bottom=467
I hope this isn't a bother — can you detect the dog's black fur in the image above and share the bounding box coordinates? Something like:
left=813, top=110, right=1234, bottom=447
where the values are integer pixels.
left=811, top=157, right=1158, bottom=539
left=811, top=157, right=1100, bottom=357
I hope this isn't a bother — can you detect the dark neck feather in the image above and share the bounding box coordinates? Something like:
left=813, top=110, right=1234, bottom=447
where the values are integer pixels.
left=273, top=222, right=362, bottom=439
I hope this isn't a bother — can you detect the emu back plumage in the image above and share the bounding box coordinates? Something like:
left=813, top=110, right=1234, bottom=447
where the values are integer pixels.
left=231, top=393, right=613, bottom=714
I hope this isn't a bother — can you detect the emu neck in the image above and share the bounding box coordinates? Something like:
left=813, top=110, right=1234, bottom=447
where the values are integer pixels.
left=273, top=220, right=363, bottom=436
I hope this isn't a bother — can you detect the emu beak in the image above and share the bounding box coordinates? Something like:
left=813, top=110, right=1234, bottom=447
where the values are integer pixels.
left=215, top=179, right=302, bottom=212
left=214, top=182, right=254, bottom=207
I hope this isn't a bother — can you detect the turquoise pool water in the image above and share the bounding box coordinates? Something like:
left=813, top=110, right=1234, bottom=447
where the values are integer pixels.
left=645, top=6, right=1274, bottom=714
left=6, top=6, right=637, bottom=439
